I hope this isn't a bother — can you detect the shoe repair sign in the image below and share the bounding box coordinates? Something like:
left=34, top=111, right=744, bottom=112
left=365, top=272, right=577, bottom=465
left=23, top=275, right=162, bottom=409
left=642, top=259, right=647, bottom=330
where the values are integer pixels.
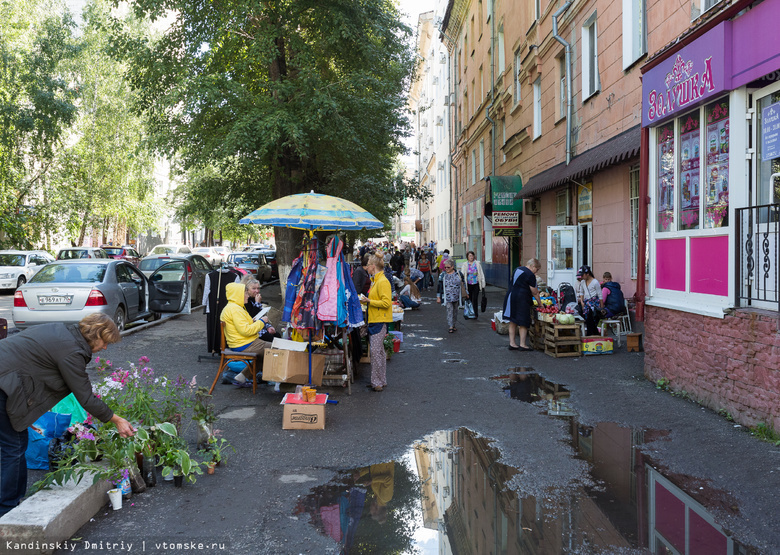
left=492, top=211, right=519, bottom=228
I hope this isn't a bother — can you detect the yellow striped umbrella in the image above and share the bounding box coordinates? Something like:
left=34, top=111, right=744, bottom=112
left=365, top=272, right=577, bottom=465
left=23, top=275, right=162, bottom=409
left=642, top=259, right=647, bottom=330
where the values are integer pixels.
left=239, top=192, right=383, bottom=231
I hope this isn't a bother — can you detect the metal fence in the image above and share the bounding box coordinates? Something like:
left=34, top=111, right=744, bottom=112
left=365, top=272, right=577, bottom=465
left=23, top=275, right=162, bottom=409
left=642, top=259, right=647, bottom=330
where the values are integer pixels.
left=735, top=204, right=780, bottom=310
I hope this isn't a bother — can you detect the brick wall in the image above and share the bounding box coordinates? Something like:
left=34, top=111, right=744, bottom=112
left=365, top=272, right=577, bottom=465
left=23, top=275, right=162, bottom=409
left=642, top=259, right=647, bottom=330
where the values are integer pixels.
left=645, top=305, right=780, bottom=431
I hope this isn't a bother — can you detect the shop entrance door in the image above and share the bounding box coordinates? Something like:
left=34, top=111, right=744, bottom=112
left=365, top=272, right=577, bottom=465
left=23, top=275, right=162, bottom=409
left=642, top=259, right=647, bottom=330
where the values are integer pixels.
left=751, top=83, right=780, bottom=308
left=547, top=226, right=578, bottom=290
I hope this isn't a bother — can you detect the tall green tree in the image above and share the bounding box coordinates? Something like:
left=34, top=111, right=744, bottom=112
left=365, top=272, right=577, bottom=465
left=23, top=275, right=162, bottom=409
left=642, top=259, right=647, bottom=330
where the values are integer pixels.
left=0, top=0, right=80, bottom=247
left=110, top=0, right=423, bottom=275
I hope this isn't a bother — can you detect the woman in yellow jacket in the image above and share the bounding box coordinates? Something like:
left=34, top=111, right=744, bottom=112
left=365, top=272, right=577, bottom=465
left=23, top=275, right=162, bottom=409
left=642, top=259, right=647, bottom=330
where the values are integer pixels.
left=360, top=255, right=392, bottom=392
left=220, top=282, right=273, bottom=384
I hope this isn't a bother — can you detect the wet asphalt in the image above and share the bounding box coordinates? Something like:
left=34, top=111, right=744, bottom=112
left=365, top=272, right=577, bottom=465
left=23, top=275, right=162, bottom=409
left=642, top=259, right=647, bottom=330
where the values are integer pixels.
left=42, top=283, right=780, bottom=554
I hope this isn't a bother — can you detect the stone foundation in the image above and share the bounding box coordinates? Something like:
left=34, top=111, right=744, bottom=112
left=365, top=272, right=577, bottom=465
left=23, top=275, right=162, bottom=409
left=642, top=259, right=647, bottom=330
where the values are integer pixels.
left=644, top=305, right=780, bottom=431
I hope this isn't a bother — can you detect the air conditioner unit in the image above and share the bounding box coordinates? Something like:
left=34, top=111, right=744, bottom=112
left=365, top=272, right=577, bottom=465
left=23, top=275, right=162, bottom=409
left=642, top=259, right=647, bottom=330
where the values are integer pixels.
left=524, top=198, right=541, bottom=215
left=435, top=116, right=444, bottom=126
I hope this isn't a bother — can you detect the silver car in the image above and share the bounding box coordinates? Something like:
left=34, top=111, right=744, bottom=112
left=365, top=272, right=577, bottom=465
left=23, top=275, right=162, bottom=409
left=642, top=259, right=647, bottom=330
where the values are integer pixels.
left=12, top=259, right=189, bottom=331
left=0, top=250, right=55, bottom=290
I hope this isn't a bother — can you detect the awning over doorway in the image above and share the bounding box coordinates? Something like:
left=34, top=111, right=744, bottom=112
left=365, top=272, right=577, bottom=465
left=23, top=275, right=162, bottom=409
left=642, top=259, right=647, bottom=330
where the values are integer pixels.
left=484, top=175, right=523, bottom=214
left=514, top=125, right=641, bottom=199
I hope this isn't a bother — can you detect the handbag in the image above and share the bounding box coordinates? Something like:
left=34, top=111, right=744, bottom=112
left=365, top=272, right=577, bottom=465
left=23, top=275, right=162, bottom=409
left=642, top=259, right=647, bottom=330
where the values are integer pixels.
left=480, top=293, right=487, bottom=313
left=464, top=300, right=476, bottom=319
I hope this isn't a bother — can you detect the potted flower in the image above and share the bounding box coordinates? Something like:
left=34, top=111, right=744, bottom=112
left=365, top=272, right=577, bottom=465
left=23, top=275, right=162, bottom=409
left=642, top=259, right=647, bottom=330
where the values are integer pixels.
left=160, top=447, right=202, bottom=487
left=192, top=387, right=218, bottom=450
left=198, top=434, right=233, bottom=474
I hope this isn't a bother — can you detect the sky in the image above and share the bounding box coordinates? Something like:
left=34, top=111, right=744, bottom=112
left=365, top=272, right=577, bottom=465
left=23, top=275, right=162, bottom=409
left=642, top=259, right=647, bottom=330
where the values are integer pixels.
left=398, top=0, right=437, bottom=27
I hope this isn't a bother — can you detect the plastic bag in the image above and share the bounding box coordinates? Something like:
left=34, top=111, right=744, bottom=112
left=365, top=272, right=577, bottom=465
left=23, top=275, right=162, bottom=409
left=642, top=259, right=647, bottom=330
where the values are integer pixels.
left=26, top=412, right=72, bottom=470
left=464, top=300, right=476, bottom=319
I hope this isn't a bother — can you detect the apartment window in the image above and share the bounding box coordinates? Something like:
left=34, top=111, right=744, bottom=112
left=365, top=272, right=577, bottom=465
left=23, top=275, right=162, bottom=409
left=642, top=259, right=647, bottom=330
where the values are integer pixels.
left=535, top=0, right=541, bottom=20
left=487, top=0, right=493, bottom=21
left=514, top=50, right=522, bottom=105
left=629, top=165, right=649, bottom=278
left=479, top=67, right=484, bottom=103
left=582, top=12, right=600, bottom=100
left=479, top=139, right=485, bottom=179
left=471, top=149, right=477, bottom=184
left=557, top=54, right=567, bottom=121
left=623, top=0, right=647, bottom=69
left=471, top=79, right=476, bottom=116
left=693, top=0, right=720, bottom=19
left=556, top=190, right=569, bottom=225
left=478, top=0, right=483, bottom=29
left=497, top=25, right=505, bottom=76
left=501, top=118, right=506, bottom=163
left=533, top=76, right=542, bottom=139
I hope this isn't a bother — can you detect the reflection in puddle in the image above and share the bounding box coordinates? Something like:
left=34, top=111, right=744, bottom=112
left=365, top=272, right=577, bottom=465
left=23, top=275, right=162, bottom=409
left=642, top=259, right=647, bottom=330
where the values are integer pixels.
left=299, top=375, right=757, bottom=553
left=493, top=369, right=576, bottom=416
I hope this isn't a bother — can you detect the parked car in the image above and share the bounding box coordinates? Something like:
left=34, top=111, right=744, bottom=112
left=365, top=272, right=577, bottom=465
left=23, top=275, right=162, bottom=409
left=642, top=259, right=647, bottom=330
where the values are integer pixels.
left=100, top=245, right=142, bottom=266
left=192, top=247, right=225, bottom=267
left=56, top=247, right=110, bottom=260
left=12, top=259, right=189, bottom=331
left=213, top=246, right=230, bottom=263
left=0, top=250, right=55, bottom=291
left=225, top=252, right=272, bottom=283
left=147, top=244, right=192, bottom=256
left=254, top=248, right=278, bottom=279
left=138, top=254, right=212, bottom=308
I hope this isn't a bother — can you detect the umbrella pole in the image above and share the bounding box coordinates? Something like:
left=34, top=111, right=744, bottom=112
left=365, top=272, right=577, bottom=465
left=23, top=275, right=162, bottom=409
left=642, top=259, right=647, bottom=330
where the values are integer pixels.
left=307, top=229, right=314, bottom=386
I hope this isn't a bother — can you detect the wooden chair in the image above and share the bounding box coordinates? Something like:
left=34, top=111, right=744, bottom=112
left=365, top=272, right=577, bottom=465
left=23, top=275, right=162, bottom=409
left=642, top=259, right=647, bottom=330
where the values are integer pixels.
left=208, top=321, right=260, bottom=395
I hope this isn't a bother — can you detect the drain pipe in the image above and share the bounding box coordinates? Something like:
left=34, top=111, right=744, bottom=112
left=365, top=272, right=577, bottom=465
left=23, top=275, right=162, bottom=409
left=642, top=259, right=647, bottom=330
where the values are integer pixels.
left=552, top=2, right=573, bottom=165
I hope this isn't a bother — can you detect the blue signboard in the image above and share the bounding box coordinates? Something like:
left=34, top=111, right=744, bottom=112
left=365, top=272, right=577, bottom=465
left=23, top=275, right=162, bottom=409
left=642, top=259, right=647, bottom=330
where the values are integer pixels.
left=762, top=101, right=780, bottom=161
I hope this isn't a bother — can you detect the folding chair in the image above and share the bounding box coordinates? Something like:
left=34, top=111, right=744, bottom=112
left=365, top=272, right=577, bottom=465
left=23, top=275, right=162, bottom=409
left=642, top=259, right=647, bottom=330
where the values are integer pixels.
left=617, top=300, right=632, bottom=335
left=208, top=321, right=260, bottom=394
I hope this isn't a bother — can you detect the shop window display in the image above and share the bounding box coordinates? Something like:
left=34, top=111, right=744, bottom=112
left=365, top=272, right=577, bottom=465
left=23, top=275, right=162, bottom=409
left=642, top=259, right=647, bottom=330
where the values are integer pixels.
left=655, top=98, right=729, bottom=232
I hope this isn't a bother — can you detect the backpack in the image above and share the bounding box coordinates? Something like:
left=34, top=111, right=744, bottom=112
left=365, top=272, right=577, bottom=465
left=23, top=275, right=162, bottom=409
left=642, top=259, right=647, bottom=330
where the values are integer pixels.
left=558, top=282, right=577, bottom=307
left=603, top=282, right=625, bottom=314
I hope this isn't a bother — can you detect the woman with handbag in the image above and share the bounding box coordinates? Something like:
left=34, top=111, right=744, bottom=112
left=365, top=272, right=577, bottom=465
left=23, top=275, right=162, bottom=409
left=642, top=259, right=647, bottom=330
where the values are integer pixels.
left=459, top=251, right=485, bottom=320
left=437, top=259, right=467, bottom=333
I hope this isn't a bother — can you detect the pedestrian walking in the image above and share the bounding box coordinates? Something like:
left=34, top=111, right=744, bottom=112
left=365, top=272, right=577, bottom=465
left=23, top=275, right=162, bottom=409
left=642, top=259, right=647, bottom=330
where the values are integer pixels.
left=502, top=258, right=542, bottom=351
left=0, top=314, right=136, bottom=516
left=460, top=251, right=486, bottom=319
left=417, top=254, right=432, bottom=291
left=437, top=259, right=467, bottom=333
left=360, top=255, right=392, bottom=392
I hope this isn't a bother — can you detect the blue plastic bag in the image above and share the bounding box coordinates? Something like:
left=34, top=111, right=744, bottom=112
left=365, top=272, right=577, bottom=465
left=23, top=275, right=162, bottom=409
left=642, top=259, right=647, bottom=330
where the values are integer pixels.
left=26, top=412, right=72, bottom=470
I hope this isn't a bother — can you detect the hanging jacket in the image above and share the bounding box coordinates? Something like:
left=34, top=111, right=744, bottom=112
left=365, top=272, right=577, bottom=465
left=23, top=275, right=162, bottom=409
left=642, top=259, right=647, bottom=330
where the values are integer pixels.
left=283, top=253, right=304, bottom=323
left=318, top=237, right=343, bottom=323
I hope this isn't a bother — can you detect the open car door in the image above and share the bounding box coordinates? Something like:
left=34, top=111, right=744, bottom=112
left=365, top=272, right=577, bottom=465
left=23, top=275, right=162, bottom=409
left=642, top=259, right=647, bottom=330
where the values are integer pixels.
left=148, top=260, right=190, bottom=314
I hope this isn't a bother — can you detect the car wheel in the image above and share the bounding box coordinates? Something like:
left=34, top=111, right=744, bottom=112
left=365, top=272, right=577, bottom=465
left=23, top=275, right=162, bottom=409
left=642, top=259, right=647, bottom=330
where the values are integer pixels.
left=114, top=306, right=126, bottom=332
left=16, top=275, right=26, bottom=288
left=192, top=285, right=203, bottom=308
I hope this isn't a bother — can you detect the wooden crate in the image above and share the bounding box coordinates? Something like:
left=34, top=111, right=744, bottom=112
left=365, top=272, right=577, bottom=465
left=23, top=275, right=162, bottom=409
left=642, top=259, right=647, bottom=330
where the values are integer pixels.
left=544, top=324, right=582, bottom=357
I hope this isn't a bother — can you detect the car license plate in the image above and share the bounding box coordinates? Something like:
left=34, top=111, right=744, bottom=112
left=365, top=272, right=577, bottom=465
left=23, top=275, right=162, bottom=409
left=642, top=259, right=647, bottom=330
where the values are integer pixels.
left=38, top=295, right=73, bottom=305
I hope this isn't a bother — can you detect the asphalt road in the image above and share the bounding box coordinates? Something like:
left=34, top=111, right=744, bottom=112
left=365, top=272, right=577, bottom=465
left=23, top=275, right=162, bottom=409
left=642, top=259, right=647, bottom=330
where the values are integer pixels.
left=28, top=284, right=780, bottom=554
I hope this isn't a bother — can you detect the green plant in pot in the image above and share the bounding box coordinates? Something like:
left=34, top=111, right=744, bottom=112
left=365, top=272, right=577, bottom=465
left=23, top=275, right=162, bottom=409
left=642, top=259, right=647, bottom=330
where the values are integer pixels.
left=192, top=387, right=218, bottom=449
left=160, top=447, right=202, bottom=486
left=199, top=434, right=234, bottom=470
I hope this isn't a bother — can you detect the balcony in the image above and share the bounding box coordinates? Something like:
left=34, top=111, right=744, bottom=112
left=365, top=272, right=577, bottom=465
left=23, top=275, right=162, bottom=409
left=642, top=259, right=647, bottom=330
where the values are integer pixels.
left=735, top=204, right=780, bottom=311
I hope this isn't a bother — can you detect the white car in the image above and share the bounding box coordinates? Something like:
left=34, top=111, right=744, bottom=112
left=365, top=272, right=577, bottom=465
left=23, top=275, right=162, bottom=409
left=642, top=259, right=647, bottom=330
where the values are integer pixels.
left=147, top=244, right=192, bottom=256
left=0, top=250, right=55, bottom=291
left=193, top=247, right=224, bottom=267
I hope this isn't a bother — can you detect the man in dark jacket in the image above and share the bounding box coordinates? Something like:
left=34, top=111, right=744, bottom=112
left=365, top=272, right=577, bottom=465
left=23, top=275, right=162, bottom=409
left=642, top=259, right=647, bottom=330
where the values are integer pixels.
left=0, top=313, right=134, bottom=516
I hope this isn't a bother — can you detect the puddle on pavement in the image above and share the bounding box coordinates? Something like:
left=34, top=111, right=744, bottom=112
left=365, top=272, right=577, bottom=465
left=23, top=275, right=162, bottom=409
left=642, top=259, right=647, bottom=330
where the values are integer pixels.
left=297, top=372, right=757, bottom=554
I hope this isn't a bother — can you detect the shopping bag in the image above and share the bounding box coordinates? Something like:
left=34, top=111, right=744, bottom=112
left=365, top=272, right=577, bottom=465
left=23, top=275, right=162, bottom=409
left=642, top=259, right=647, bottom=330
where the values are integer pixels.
left=463, top=300, right=476, bottom=319
left=26, top=412, right=72, bottom=470
left=480, top=293, right=487, bottom=313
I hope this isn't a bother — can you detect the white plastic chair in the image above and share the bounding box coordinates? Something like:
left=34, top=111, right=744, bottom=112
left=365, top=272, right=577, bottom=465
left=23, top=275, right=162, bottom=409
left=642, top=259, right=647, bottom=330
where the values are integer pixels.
left=617, top=300, right=632, bottom=335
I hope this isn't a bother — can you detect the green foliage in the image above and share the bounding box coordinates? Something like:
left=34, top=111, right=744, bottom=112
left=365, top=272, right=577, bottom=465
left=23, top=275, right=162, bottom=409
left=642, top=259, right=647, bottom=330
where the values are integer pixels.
left=717, top=408, right=734, bottom=422
left=751, top=422, right=780, bottom=446
left=109, top=0, right=425, bottom=254
left=655, top=378, right=670, bottom=390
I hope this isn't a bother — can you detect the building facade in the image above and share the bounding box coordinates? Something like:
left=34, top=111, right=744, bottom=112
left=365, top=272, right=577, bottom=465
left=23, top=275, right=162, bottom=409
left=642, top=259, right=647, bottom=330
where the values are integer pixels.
left=641, top=0, right=780, bottom=430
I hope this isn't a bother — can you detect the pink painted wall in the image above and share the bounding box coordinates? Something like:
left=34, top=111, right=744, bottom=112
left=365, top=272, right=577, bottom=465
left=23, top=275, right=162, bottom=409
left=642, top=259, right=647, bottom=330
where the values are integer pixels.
left=690, top=236, right=729, bottom=296
left=655, top=239, right=686, bottom=291
left=645, top=305, right=780, bottom=431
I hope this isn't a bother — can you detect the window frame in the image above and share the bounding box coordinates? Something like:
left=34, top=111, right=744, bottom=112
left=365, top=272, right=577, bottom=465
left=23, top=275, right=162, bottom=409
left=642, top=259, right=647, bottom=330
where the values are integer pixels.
left=582, top=12, right=601, bottom=101
left=622, top=0, right=647, bottom=69
left=533, top=76, right=542, bottom=139
left=513, top=50, right=522, bottom=106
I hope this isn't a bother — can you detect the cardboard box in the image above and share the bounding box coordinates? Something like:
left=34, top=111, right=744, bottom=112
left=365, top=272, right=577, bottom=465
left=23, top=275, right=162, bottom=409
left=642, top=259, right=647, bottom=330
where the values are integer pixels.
left=281, top=393, right=327, bottom=430
left=262, top=347, right=325, bottom=385
left=581, top=336, right=614, bottom=355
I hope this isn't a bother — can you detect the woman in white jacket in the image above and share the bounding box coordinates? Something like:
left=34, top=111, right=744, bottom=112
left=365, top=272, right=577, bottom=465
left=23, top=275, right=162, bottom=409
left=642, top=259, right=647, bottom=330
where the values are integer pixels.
left=459, top=251, right=486, bottom=318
